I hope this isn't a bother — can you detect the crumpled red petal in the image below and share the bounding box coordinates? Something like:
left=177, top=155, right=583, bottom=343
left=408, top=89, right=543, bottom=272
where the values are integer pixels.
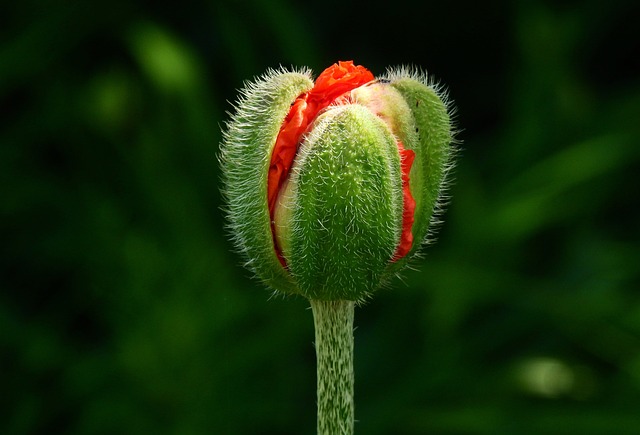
left=309, top=61, right=374, bottom=106
left=392, top=142, right=416, bottom=262
left=266, top=96, right=309, bottom=213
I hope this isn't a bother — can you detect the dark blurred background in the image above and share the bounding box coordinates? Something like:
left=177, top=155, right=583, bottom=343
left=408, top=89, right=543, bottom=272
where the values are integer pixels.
left=2, top=0, right=640, bottom=433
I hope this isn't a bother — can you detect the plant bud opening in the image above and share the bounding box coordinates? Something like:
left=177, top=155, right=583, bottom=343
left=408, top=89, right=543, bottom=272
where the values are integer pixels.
left=268, top=61, right=417, bottom=269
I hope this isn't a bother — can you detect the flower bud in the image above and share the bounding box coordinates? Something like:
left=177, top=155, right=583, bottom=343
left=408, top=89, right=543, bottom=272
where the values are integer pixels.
left=220, top=61, right=454, bottom=301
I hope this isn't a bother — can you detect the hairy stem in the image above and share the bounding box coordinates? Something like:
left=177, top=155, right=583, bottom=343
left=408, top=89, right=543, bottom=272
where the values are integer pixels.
left=310, top=299, right=355, bottom=435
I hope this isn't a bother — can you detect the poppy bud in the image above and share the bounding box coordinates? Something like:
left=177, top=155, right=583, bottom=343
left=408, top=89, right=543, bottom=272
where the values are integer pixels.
left=220, top=61, right=454, bottom=302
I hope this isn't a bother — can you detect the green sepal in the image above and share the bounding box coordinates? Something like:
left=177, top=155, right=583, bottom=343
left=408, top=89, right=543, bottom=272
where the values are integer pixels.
left=385, top=73, right=454, bottom=272
left=277, top=105, right=403, bottom=301
left=220, top=68, right=314, bottom=295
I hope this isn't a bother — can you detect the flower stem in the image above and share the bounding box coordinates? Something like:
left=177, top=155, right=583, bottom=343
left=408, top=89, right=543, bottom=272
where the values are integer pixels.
left=310, top=299, right=355, bottom=435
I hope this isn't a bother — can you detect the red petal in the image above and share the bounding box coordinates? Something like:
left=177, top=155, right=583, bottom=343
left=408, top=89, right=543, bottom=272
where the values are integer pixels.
left=267, top=95, right=309, bottom=213
left=310, top=61, right=374, bottom=106
left=392, top=142, right=416, bottom=262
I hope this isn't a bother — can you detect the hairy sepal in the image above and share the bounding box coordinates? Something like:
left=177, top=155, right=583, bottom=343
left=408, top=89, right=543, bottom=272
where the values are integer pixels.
left=220, top=68, right=314, bottom=295
left=278, top=105, right=403, bottom=301
left=383, top=70, right=455, bottom=273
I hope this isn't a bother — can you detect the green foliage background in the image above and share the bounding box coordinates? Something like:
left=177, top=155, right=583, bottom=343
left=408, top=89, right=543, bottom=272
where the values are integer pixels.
left=2, top=0, right=639, bottom=433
